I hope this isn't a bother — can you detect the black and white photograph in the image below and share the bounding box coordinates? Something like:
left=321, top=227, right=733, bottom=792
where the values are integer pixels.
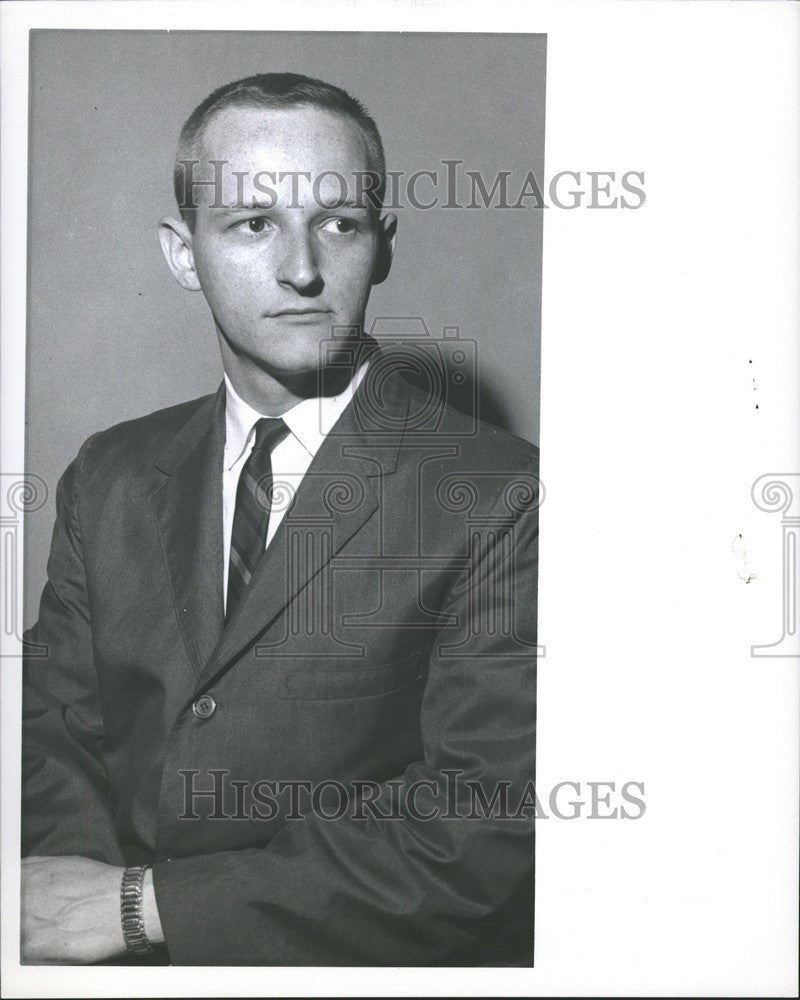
left=18, top=28, right=544, bottom=969
left=1, top=1, right=798, bottom=997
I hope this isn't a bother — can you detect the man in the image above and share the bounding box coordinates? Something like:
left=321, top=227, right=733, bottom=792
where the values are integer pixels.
left=21, top=73, right=539, bottom=966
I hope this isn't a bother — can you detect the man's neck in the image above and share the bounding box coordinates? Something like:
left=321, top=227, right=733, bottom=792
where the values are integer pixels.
left=219, top=343, right=366, bottom=417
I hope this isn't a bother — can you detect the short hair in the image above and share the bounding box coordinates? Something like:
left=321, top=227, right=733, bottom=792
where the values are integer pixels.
left=174, top=72, right=386, bottom=227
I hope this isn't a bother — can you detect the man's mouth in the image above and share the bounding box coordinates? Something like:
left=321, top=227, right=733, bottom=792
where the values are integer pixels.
left=267, top=308, right=332, bottom=318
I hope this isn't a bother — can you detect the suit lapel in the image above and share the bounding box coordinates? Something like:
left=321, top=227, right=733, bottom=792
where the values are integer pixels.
left=194, top=362, right=411, bottom=692
left=151, top=385, right=226, bottom=674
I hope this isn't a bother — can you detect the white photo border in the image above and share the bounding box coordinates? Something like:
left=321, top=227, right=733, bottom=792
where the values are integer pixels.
left=2, top=1, right=798, bottom=997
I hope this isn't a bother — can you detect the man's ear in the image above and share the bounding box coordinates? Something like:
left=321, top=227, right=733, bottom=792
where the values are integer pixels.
left=371, top=213, right=397, bottom=286
left=158, top=216, right=202, bottom=291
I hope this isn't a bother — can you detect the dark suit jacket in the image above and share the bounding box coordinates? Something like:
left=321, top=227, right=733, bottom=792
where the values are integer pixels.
left=22, top=358, right=539, bottom=966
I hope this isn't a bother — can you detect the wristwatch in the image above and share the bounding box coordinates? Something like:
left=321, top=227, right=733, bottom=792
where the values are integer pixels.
left=120, top=865, right=154, bottom=955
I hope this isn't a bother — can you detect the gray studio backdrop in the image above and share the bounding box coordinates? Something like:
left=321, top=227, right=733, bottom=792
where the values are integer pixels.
left=24, top=30, right=546, bottom=629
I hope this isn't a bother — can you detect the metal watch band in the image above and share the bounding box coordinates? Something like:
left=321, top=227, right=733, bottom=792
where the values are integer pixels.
left=120, top=865, right=154, bottom=956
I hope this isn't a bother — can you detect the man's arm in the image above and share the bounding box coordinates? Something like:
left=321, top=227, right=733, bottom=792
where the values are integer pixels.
left=22, top=440, right=125, bottom=864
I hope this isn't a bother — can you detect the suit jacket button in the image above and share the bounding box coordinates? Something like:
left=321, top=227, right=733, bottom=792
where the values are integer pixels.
left=192, top=694, right=217, bottom=719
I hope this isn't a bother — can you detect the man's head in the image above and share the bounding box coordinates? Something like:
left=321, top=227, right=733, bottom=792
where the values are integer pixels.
left=173, top=73, right=387, bottom=228
left=159, top=72, right=396, bottom=390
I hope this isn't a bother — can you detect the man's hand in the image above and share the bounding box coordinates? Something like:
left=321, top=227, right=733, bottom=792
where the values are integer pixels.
left=21, top=856, right=127, bottom=964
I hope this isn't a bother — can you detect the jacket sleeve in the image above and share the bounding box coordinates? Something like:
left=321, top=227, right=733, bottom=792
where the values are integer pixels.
left=21, top=439, right=125, bottom=866
left=152, top=456, right=539, bottom=965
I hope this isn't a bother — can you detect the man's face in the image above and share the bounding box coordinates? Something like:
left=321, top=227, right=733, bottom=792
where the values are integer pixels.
left=176, top=105, right=393, bottom=375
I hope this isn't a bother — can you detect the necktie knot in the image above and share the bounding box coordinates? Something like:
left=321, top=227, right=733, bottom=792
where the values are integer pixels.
left=252, top=416, right=289, bottom=453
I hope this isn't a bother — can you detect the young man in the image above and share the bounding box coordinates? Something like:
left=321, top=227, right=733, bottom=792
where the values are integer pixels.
left=21, top=73, right=539, bottom=966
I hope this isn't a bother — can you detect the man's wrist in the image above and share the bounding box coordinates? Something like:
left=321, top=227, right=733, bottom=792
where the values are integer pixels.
left=141, top=866, right=165, bottom=946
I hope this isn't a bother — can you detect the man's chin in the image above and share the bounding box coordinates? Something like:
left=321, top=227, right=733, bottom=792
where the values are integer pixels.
left=250, top=352, right=340, bottom=389
left=258, top=335, right=365, bottom=374
left=219, top=322, right=366, bottom=382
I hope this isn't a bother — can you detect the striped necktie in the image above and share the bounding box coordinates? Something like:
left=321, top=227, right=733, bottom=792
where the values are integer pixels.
left=226, top=416, right=290, bottom=620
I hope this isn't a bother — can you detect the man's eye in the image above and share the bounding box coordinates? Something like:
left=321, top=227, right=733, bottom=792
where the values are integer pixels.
left=321, top=217, right=358, bottom=235
left=246, top=217, right=268, bottom=233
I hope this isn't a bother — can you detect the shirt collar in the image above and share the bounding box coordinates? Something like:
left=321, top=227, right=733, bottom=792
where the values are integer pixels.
left=223, top=361, right=369, bottom=470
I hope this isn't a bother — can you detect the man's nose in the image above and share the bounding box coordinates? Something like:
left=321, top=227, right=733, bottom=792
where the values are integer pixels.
left=275, top=229, right=323, bottom=295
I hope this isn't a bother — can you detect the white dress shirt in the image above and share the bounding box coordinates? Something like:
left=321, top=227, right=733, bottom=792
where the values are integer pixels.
left=222, top=363, right=368, bottom=610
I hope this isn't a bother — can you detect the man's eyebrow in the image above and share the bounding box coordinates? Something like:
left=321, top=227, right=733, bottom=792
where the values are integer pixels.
left=208, top=201, right=373, bottom=216
left=211, top=204, right=273, bottom=214
left=316, top=200, right=373, bottom=212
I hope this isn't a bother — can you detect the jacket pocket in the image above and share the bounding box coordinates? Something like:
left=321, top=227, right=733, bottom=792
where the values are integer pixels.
left=281, top=651, right=423, bottom=701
